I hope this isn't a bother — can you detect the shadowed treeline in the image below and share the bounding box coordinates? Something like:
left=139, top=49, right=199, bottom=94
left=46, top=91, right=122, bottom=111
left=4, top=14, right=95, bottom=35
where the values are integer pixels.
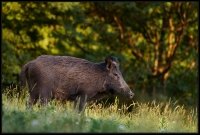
left=2, top=2, right=198, bottom=106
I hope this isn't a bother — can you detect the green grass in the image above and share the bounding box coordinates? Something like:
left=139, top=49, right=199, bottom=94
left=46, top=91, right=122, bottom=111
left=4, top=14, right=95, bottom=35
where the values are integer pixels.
left=2, top=87, right=198, bottom=133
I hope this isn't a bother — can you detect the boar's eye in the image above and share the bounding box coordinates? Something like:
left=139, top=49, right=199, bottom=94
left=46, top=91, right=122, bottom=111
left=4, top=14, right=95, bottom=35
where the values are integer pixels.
left=114, top=73, right=118, bottom=77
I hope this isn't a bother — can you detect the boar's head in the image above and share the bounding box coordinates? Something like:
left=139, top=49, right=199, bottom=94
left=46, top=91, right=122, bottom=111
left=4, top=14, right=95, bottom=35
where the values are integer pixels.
left=104, top=56, right=134, bottom=99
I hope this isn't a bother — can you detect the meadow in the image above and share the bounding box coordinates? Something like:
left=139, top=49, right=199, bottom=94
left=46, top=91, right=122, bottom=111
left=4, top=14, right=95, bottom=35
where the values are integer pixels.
left=2, top=87, right=197, bottom=133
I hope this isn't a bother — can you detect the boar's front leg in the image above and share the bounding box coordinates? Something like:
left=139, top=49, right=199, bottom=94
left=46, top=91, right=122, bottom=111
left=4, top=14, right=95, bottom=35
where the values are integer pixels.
left=74, top=94, right=88, bottom=112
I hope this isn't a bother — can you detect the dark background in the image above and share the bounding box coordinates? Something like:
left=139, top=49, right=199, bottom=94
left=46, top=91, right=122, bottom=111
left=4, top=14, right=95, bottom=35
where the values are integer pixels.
left=2, top=2, right=198, bottom=106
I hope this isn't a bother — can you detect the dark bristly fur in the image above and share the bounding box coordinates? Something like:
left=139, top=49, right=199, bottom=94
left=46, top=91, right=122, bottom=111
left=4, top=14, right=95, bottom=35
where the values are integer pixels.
left=19, top=55, right=134, bottom=111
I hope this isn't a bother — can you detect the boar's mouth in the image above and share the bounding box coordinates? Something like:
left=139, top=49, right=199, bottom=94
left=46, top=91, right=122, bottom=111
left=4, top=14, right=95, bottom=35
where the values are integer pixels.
left=109, top=89, right=115, bottom=95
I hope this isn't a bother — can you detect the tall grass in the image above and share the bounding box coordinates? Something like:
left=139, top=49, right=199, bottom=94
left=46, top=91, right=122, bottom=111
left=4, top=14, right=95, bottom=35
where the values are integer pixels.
left=2, top=87, right=198, bottom=133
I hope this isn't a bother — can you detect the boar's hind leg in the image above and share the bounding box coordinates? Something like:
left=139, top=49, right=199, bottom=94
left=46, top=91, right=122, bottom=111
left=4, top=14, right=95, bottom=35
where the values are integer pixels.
left=39, top=87, right=52, bottom=106
left=74, top=94, right=88, bottom=112
left=27, top=90, right=39, bottom=109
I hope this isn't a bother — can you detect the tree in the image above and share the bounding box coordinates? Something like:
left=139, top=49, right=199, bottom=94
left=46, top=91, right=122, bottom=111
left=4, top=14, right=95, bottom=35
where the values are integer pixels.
left=2, top=2, right=198, bottom=105
left=83, top=2, right=198, bottom=98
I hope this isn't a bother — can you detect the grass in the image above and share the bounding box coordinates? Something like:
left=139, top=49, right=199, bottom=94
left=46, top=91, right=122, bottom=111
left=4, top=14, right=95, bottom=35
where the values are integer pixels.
left=2, top=87, right=198, bottom=133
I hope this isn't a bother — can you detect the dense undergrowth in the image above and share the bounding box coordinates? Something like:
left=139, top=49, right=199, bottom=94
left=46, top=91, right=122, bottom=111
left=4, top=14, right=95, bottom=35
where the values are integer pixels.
left=2, top=87, right=197, bottom=133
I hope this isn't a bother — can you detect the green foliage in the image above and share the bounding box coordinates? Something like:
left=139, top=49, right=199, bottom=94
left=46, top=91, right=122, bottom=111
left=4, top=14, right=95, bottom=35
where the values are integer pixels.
left=2, top=89, right=197, bottom=133
left=2, top=2, right=198, bottom=106
left=166, top=62, right=198, bottom=106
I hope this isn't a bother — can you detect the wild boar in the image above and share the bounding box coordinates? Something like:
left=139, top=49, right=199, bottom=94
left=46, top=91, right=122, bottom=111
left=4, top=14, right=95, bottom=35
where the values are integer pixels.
left=19, top=55, right=134, bottom=111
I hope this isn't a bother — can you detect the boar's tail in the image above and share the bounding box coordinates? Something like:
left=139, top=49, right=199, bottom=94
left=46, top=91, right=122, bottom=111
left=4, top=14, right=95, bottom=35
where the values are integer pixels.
left=19, top=63, right=29, bottom=90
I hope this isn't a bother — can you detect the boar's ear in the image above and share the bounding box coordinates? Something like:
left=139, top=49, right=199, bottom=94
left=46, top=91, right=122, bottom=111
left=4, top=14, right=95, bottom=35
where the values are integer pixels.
left=105, top=56, right=113, bottom=71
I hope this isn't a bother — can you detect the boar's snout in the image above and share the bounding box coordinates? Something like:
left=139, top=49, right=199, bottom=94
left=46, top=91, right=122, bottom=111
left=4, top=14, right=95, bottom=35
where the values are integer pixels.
left=120, top=87, right=134, bottom=99
left=129, top=90, right=134, bottom=99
